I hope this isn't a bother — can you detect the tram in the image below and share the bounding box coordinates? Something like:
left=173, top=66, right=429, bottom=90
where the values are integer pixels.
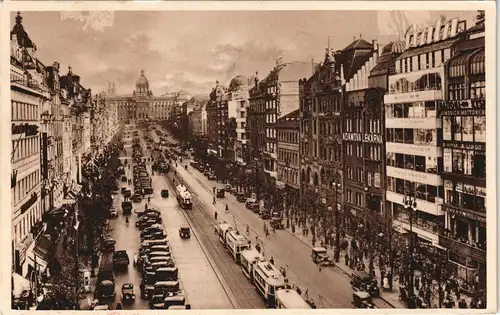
left=175, top=184, right=192, bottom=209
left=225, top=230, right=250, bottom=263
left=240, top=248, right=264, bottom=282
left=216, top=221, right=234, bottom=247
left=275, top=288, right=311, bottom=309
left=252, top=261, right=286, bottom=308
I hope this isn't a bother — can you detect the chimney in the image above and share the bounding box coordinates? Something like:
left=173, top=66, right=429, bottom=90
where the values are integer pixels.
left=372, top=39, right=378, bottom=50
left=340, top=64, right=345, bottom=85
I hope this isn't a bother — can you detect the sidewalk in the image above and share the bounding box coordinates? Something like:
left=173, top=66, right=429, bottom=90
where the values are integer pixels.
left=284, top=221, right=473, bottom=309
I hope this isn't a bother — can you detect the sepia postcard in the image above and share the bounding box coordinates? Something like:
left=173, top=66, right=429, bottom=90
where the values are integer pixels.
left=0, top=2, right=496, bottom=314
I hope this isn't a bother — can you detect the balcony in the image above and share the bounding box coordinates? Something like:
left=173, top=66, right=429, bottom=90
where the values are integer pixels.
left=385, top=117, right=441, bottom=129
left=393, top=218, right=440, bottom=245
left=386, top=190, right=444, bottom=216
left=438, top=234, right=486, bottom=264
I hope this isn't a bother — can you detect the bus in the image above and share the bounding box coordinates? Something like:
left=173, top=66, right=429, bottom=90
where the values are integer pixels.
left=175, top=184, right=192, bottom=209
left=252, top=261, right=286, bottom=308
left=225, top=230, right=250, bottom=263
left=240, top=248, right=263, bottom=282
left=216, top=221, right=234, bottom=247
left=275, top=288, right=311, bottom=309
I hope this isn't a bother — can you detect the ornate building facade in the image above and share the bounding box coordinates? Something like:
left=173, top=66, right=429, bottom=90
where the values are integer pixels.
left=110, top=70, right=179, bottom=123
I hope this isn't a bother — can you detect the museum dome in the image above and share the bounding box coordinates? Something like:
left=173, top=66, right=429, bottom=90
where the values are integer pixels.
left=135, top=70, right=149, bottom=88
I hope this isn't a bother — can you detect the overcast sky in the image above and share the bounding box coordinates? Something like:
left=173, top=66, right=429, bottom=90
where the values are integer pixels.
left=11, top=10, right=477, bottom=96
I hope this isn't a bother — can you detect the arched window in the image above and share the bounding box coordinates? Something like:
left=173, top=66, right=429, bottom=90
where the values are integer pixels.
left=306, top=167, right=311, bottom=184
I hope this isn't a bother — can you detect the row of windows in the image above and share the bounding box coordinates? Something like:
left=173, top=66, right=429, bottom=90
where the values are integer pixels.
left=346, top=143, right=382, bottom=161
left=266, top=114, right=277, bottom=123
left=395, top=49, right=450, bottom=74
left=387, top=177, right=443, bottom=203
left=444, top=181, right=486, bottom=211
left=266, top=128, right=276, bottom=139
left=12, top=137, right=40, bottom=163
left=278, top=150, right=299, bottom=165
left=448, top=79, right=485, bottom=100
left=385, top=101, right=437, bottom=119
left=266, top=99, right=277, bottom=110
left=277, top=166, right=299, bottom=186
left=443, top=115, right=486, bottom=143
left=387, top=153, right=440, bottom=174
left=12, top=101, right=39, bottom=121
left=345, top=189, right=365, bottom=208
left=345, top=118, right=382, bottom=134
left=318, top=120, right=341, bottom=136
left=443, top=148, right=486, bottom=179
left=314, top=96, right=341, bottom=113
left=14, top=202, right=41, bottom=245
left=320, top=146, right=342, bottom=163
left=386, top=128, right=439, bottom=146
left=12, top=169, right=40, bottom=206
left=278, top=130, right=299, bottom=144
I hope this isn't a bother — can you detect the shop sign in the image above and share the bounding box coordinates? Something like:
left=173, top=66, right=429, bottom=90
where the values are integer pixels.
left=443, top=204, right=486, bottom=223
left=443, top=141, right=485, bottom=152
left=364, top=134, right=383, bottom=144
left=438, top=99, right=485, bottom=110
left=343, top=133, right=362, bottom=142
left=387, top=166, right=441, bottom=186
left=15, top=233, right=34, bottom=267
left=12, top=123, right=39, bottom=136
left=342, top=133, right=382, bottom=144
left=439, top=108, right=485, bottom=116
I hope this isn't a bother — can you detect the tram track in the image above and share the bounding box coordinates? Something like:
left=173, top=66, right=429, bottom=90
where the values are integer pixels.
left=161, top=171, right=266, bottom=309
left=178, top=164, right=357, bottom=308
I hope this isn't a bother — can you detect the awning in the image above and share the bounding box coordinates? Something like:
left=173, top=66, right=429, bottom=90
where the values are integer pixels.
left=12, top=273, right=31, bottom=297
left=32, top=235, right=52, bottom=271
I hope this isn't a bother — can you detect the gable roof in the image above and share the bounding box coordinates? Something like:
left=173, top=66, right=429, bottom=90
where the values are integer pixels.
left=343, top=38, right=373, bottom=51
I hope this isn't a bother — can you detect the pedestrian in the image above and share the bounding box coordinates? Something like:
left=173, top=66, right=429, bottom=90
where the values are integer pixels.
left=296, top=286, right=302, bottom=296
left=344, top=252, right=349, bottom=266
left=269, top=257, right=275, bottom=265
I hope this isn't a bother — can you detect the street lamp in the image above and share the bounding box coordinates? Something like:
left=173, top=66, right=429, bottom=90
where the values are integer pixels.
left=332, top=174, right=341, bottom=262
left=403, top=193, right=417, bottom=304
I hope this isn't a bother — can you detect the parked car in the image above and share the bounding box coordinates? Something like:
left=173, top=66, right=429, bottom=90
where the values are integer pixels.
left=109, top=207, right=118, bottom=218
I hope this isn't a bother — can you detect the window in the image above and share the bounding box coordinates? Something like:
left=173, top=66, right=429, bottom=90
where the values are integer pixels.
left=417, top=55, right=421, bottom=71
left=470, top=80, right=485, bottom=99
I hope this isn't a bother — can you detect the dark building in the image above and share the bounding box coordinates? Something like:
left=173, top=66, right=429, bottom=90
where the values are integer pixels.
left=438, top=20, right=486, bottom=293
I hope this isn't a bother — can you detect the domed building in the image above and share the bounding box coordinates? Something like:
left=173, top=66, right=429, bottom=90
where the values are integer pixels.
left=108, top=69, right=187, bottom=123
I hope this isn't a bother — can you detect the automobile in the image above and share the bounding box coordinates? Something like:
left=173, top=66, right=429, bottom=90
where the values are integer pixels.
left=97, top=280, right=115, bottom=301
left=102, top=237, right=116, bottom=251
left=122, top=201, right=133, bottom=215
left=311, top=247, right=328, bottom=264
left=216, top=188, right=225, bottom=198
left=121, top=176, right=127, bottom=182
left=351, top=291, right=376, bottom=308
left=143, top=187, right=154, bottom=195
left=164, top=294, right=187, bottom=309
left=179, top=226, right=190, bottom=239
left=121, top=187, right=128, bottom=194
left=153, top=281, right=180, bottom=297
left=161, top=189, right=169, bottom=198
left=141, top=231, right=165, bottom=241
left=109, top=207, right=118, bottom=218
left=149, top=294, right=167, bottom=309
left=113, top=250, right=130, bottom=269
left=245, top=198, right=259, bottom=210
left=236, top=192, right=247, bottom=202
left=138, top=218, right=160, bottom=230
left=131, top=193, right=143, bottom=203
left=121, top=283, right=136, bottom=302
left=124, top=189, right=132, bottom=198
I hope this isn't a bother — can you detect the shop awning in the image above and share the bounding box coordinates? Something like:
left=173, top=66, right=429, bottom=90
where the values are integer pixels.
left=66, top=183, right=83, bottom=199
left=32, top=235, right=52, bottom=271
left=12, top=273, right=31, bottom=297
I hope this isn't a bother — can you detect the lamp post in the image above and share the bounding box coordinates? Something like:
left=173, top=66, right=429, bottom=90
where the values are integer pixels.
left=332, top=173, right=341, bottom=262
left=403, top=193, right=417, bottom=304
left=283, top=156, right=291, bottom=228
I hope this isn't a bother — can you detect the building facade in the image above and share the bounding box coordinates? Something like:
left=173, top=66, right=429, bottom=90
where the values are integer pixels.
left=343, top=46, right=384, bottom=235
left=228, top=76, right=251, bottom=167
left=250, top=61, right=312, bottom=204
left=384, top=18, right=468, bottom=247
left=111, top=70, right=180, bottom=123
left=10, top=14, right=49, bottom=276
left=438, top=20, right=486, bottom=292
left=276, top=109, right=301, bottom=211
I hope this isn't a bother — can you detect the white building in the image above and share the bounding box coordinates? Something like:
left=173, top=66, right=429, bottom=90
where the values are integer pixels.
left=10, top=13, right=50, bottom=276
left=384, top=18, right=468, bottom=246
left=227, top=76, right=251, bottom=165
